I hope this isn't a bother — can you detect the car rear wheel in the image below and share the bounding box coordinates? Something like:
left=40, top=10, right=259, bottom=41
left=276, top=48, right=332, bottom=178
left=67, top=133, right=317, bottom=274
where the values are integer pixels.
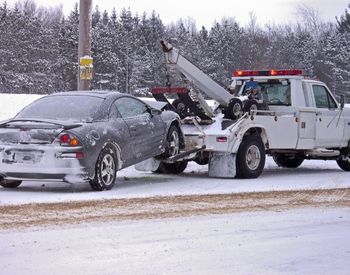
left=0, top=179, right=22, bottom=188
left=273, top=153, right=304, bottom=168
left=235, top=135, right=265, bottom=179
left=89, top=145, right=117, bottom=191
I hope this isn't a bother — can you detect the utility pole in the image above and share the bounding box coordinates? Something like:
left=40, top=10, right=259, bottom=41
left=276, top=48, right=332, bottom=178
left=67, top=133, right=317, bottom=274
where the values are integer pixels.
left=78, top=0, right=93, bottom=90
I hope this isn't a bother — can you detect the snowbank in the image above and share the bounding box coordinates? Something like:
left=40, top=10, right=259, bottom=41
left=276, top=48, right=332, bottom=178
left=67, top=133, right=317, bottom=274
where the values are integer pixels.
left=0, top=93, right=42, bottom=121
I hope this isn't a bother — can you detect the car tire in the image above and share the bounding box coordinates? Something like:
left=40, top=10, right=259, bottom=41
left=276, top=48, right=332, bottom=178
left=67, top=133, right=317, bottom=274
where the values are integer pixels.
left=225, top=98, right=243, bottom=120
left=154, top=125, right=187, bottom=174
left=236, top=135, right=265, bottom=179
left=164, top=125, right=181, bottom=158
left=0, top=179, right=22, bottom=188
left=273, top=154, right=304, bottom=168
left=172, top=99, right=187, bottom=117
left=89, top=145, right=117, bottom=191
left=336, top=158, right=350, bottom=171
left=155, top=161, right=188, bottom=174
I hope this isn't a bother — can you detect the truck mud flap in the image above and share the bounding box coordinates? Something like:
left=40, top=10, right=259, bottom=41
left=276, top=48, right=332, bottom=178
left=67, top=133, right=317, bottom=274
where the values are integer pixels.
left=134, top=158, right=161, bottom=172
left=209, top=152, right=236, bottom=178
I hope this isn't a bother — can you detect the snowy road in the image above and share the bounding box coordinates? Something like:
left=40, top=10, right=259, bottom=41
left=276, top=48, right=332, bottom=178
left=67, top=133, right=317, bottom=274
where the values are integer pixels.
left=1, top=187, right=349, bottom=230
left=1, top=208, right=350, bottom=275
left=1, top=157, right=350, bottom=205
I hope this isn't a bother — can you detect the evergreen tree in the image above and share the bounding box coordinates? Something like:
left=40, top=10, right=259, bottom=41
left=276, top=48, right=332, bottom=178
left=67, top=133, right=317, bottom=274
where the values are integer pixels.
left=337, top=4, right=350, bottom=33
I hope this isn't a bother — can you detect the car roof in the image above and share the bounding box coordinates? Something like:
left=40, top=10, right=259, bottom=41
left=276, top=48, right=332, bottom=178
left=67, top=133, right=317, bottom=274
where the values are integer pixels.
left=50, top=91, right=126, bottom=99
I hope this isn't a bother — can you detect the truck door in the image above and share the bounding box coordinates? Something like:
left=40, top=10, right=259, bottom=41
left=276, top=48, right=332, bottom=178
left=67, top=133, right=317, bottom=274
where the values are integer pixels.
left=312, top=85, right=344, bottom=147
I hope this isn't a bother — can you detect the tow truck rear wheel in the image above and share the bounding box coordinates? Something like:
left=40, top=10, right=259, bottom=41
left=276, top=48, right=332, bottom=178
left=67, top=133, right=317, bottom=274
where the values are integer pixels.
left=272, top=154, right=304, bottom=168
left=155, top=161, right=188, bottom=174
left=236, top=135, right=265, bottom=179
left=336, top=158, right=350, bottom=171
left=0, top=178, right=22, bottom=188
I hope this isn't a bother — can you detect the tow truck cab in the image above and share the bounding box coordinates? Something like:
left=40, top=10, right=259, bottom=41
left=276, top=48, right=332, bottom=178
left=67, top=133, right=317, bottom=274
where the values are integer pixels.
left=230, top=69, right=350, bottom=150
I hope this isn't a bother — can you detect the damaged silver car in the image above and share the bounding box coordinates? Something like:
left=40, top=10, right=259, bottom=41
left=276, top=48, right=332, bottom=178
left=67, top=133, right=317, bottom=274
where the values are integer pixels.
left=0, top=91, right=183, bottom=191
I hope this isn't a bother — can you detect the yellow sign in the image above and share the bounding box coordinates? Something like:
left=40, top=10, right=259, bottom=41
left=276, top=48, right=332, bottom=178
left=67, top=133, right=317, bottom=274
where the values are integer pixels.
left=79, top=56, right=93, bottom=80
left=80, top=66, right=93, bottom=80
left=80, top=56, right=93, bottom=66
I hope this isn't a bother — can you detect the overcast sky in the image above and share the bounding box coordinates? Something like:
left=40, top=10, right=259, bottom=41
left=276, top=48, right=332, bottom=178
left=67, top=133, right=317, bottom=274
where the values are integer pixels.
left=5, top=0, right=349, bottom=27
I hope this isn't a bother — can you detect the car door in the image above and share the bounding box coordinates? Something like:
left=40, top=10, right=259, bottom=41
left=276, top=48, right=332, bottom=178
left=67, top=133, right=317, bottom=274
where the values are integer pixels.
left=108, top=101, right=135, bottom=168
left=312, top=84, right=344, bottom=147
left=114, top=97, right=160, bottom=162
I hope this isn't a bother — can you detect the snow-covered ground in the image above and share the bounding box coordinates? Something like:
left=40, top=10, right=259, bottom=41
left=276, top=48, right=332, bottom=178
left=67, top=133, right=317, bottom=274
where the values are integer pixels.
left=1, top=208, right=350, bottom=275
left=1, top=158, right=350, bottom=205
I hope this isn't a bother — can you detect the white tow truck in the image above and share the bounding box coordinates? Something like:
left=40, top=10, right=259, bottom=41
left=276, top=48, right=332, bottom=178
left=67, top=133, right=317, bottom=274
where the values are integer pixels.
left=138, top=40, right=350, bottom=178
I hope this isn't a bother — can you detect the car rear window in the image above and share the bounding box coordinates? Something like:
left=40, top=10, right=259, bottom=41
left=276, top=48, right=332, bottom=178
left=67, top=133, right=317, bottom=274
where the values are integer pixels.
left=15, top=95, right=104, bottom=122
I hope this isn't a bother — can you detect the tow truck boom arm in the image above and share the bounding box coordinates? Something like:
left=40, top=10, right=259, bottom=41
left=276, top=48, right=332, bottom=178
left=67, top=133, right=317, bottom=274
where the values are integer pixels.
left=161, top=40, right=233, bottom=107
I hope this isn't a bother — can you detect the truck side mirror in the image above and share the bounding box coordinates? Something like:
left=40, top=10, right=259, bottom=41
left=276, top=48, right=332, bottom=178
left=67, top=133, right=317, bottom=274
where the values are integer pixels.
left=340, top=95, right=345, bottom=110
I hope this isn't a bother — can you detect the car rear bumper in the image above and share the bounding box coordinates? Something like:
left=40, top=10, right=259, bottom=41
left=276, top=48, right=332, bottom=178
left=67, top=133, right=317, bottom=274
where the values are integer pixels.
left=0, top=145, right=90, bottom=183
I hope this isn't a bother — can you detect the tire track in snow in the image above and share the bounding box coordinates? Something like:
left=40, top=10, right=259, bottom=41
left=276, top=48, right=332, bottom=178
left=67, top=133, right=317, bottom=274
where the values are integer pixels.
left=1, top=188, right=350, bottom=230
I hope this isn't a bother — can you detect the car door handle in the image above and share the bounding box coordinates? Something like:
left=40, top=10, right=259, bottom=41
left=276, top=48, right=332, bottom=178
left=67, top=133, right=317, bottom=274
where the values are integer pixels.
left=129, top=125, right=137, bottom=131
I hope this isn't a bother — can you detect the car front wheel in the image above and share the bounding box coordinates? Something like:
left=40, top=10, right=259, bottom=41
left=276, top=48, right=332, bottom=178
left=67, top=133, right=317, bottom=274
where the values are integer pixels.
left=89, top=145, right=117, bottom=191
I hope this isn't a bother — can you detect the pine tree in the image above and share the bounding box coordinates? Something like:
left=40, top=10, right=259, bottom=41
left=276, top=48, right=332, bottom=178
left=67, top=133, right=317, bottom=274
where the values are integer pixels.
left=337, top=4, right=350, bottom=33
left=56, top=3, right=79, bottom=91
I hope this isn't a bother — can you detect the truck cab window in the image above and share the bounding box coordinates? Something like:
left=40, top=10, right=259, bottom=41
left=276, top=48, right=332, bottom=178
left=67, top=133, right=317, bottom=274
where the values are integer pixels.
left=312, top=85, right=337, bottom=109
left=243, top=81, right=291, bottom=106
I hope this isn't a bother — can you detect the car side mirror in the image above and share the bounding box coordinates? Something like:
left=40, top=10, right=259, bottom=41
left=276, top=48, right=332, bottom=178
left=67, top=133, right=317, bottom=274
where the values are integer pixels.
left=340, top=94, right=345, bottom=110
left=150, top=108, right=162, bottom=116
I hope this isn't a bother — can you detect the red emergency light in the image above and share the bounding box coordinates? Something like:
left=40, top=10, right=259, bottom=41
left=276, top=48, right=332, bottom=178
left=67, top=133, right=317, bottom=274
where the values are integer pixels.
left=233, top=69, right=303, bottom=77
left=151, top=87, right=188, bottom=94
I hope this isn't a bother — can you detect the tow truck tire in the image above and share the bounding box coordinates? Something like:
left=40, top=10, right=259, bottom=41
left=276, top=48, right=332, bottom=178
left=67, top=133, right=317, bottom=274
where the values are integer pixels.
left=225, top=98, right=243, bottom=119
left=336, top=158, right=350, bottom=171
left=273, top=154, right=304, bottom=168
left=236, top=135, right=265, bottom=179
left=0, top=179, right=22, bottom=188
left=155, top=161, right=188, bottom=174
left=243, top=99, right=259, bottom=114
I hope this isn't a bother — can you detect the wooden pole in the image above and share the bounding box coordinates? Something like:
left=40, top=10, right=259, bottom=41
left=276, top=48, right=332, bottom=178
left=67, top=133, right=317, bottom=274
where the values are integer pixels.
left=78, top=0, right=92, bottom=90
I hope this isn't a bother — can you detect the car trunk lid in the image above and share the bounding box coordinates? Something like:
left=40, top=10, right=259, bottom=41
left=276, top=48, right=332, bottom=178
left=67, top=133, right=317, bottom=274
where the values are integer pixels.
left=0, top=120, right=82, bottom=144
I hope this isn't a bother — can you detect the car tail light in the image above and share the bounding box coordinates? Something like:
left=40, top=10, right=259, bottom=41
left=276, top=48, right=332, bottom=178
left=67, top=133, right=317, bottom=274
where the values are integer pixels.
left=75, top=152, right=84, bottom=159
left=58, top=133, right=81, bottom=147
left=216, top=137, right=228, bottom=142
